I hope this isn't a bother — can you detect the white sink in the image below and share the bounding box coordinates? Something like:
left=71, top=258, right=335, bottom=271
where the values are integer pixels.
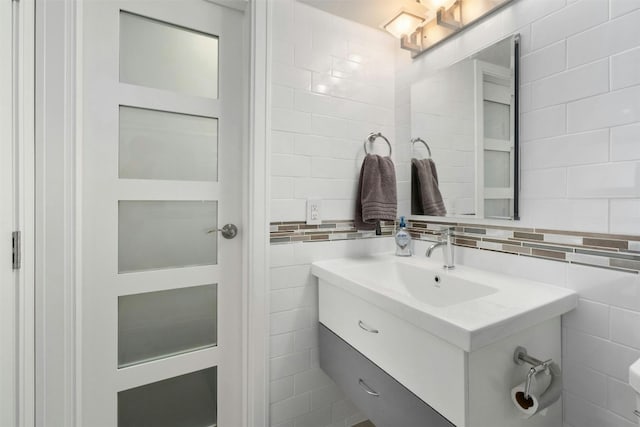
left=312, top=254, right=577, bottom=351
left=347, top=259, right=498, bottom=307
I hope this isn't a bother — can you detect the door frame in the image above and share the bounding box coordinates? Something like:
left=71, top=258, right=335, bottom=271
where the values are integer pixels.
left=473, top=59, right=513, bottom=219
left=2, top=0, right=35, bottom=425
left=0, top=1, right=16, bottom=424
left=246, top=0, right=270, bottom=425
left=35, top=0, right=270, bottom=425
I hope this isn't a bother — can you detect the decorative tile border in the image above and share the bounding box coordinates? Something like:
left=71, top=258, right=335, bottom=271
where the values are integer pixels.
left=270, top=219, right=640, bottom=274
left=269, top=220, right=396, bottom=243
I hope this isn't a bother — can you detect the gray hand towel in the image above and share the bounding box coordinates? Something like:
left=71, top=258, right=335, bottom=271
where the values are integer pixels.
left=411, top=158, right=446, bottom=216
left=355, top=154, right=397, bottom=230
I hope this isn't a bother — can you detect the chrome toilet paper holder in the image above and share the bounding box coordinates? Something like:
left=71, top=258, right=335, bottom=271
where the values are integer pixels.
left=511, top=346, right=563, bottom=416
left=513, top=346, right=553, bottom=399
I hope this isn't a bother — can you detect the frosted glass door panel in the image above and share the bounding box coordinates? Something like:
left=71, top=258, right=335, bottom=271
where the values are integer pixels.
left=484, top=150, right=510, bottom=187
left=485, top=199, right=510, bottom=218
left=119, top=12, right=219, bottom=98
left=484, top=100, right=510, bottom=140
left=118, top=201, right=217, bottom=273
left=118, top=367, right=217, bottom=427
left=119, top=106, right=218, bottom=181
left=118, top=284, right=217, bottom=367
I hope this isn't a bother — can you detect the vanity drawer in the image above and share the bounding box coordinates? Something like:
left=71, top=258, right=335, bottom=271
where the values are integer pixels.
left=319, top=324, right=455, bottom=427
left=318, top=280, right=466, bottom=427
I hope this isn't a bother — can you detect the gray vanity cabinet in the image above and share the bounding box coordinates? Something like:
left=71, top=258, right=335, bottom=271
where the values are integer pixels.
left=319, top=324, right=455, bottom=427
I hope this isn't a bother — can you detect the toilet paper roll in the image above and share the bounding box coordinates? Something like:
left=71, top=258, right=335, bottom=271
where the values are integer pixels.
left=510, top=362, right=562, bottom=419
left=510, top=372, right=551, bottom=418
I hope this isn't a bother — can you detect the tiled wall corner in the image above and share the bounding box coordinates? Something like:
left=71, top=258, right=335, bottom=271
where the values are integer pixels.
left=269, top=2, right=397, bottom=426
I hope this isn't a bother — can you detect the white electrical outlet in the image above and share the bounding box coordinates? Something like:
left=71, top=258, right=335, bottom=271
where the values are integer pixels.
left=306, top=198, right=322, bottom=225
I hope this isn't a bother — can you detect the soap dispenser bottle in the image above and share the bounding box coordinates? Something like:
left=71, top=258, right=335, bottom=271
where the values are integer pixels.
left=395, top=216, right=412, bottom=257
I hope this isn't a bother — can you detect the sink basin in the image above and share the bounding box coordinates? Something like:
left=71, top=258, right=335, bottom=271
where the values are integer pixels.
left=348, top=260, right=497, bottom=307
left=312, top=254, right=577, bottom=351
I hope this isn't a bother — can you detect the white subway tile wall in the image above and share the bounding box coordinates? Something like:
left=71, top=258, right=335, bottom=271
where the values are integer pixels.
left=393, top=0, right=640, bottom=234
left=418, top=242, right=640, bottom=427
left=270, top=0, right=640, bottom=426
left=567, top=9, right=640, bottom=68
left=611, top=123, right=640, bottom=161
left=611, top=47, right=640, bottom=90
left=520, top=40, right=566, bottom=83
left=530, top=58, right=609, bottom=109
left=567, top=86, right=640, bottom=133
left=270, top=0, right=397, bottom=224
left=394, top=5, right=640, bottom=423
left=269, top=238, right=393, bottom=427
left=269, top=5, right=397, bottom=424
left=529, top=0, right=609, bottom=51
left=520, top=129, right=609, bottom=170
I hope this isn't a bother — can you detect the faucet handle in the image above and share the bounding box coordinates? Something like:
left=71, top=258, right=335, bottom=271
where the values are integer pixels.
left=439, top=226, right=454, bottom=236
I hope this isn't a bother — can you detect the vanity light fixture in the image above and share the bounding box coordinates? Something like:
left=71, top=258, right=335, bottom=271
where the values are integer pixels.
left=382, top=9, right=426, bottom=39
left=436, top=0, right=462, bottom=30
left=383, top=0, right=514, bottom=58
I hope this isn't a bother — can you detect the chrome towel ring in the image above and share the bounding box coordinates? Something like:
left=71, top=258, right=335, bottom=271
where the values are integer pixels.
left=411, top=137, right=432, bottom=158
left=364, top=132, right=392, bottom=156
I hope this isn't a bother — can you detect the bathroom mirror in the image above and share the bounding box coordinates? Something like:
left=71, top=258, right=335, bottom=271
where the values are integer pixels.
left=410, top=34, right=519, bottom=220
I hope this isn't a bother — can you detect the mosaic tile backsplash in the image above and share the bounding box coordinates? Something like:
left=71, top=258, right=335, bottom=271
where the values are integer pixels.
left=270, top=219, right=640, bottom=274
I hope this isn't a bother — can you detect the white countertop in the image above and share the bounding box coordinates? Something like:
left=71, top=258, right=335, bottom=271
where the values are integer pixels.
left=312, top=253, right=578, bottom=352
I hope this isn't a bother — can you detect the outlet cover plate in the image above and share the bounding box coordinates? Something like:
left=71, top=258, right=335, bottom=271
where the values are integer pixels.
left=306, top=199, right=322, bottom=225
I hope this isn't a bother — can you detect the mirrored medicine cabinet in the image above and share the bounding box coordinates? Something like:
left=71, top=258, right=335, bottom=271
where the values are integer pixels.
left=409, top=34, right=520, bottom=220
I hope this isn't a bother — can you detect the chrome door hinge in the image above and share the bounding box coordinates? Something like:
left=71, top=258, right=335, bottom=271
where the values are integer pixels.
left=12, top=231, right=21, bottom=270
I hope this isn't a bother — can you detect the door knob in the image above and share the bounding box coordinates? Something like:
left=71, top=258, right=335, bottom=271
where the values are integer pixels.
left=207, top=223, right=238, bottom=239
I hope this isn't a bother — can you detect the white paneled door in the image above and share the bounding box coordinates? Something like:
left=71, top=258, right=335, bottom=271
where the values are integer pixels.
left=81, top=1, right=244, bottom=425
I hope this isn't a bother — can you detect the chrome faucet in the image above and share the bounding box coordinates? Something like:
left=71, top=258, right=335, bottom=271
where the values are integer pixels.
left=426, top=228, right=455, bottom=269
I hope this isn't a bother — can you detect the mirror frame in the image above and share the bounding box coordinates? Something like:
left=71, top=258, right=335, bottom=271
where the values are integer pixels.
left=513, top=34, right=520, bottom=220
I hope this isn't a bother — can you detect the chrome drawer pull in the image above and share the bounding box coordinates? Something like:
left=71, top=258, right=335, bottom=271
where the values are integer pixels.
left=634, top=410, right=640, bottom=417
left=358, top=320, right=379, bottom=334
left=358, top=379, right=380, bottom=397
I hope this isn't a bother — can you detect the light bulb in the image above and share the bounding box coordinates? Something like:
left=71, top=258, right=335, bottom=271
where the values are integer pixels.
left=383, top=11, right=425, bottom=39
left=419, top=0, right=449, bottom=9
